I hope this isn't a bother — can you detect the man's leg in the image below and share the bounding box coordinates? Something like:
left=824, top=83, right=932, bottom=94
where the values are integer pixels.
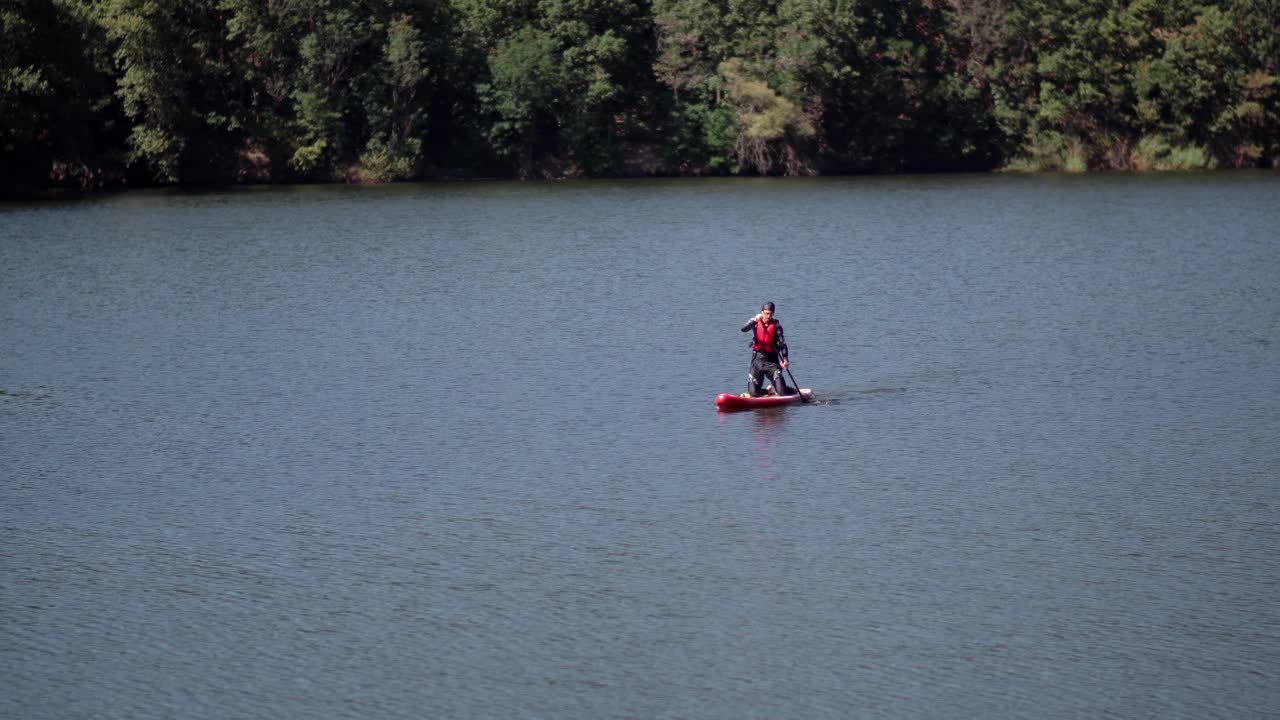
left=747, top=355, right=765, bottom=397
left=768, top=365, right=790, bottom=395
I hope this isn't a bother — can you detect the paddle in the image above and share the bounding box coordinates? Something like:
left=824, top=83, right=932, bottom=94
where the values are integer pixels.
left=785, top=366, right=808, bottom=403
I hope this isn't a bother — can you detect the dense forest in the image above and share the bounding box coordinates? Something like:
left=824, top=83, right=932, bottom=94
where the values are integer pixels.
left=3, top=0, right=1277, bottom=194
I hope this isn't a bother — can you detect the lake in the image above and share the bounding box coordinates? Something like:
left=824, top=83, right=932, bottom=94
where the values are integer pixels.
left=2, top=173, right=1278, bottom=718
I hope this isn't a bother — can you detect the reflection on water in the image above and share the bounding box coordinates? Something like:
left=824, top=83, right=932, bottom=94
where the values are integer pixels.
left=750, top=407, right=791, bottom=432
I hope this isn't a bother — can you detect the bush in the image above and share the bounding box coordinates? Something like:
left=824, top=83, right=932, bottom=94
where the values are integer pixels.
left=357, top=137, right=420, bottom=182
left=1004, top=131, right=1088, bottom=172
left=1132, top=135, right=1216, bottom=170
left=289, top=139, right=329, bottom=175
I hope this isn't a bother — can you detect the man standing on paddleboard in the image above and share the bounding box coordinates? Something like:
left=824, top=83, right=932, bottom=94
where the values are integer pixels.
left=741, top=302, right=790, bottom=397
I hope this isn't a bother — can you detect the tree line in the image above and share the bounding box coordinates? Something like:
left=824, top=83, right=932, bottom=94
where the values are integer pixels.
left=3, top=0, right=1277, bottom=194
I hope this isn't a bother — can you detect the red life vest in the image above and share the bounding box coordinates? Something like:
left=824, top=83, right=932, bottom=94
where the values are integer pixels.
left=752, top=320, right=779, bottom=353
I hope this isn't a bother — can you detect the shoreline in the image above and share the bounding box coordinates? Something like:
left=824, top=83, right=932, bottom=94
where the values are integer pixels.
left=7, top=165, right=1275, bottom=203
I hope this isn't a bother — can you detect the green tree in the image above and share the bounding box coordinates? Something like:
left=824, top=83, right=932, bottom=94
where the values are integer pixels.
left=9, top=0, right=1280, bottom=191
left=718, top=56, right=815, bottom=173
left=653, top=0, right=820, bottom=174
left=468, top=0, right=651, bottom=176
left=480, top=25, right=562, bottom=173
left=217, top=0, right=383, bottom=179
left=289, top=2, right=379, bottom=176
left=219, top=0, right=305, bottom=179
left=651, top=0, right=735, bottom=170
left=1137, top=0, right=1280, bottom=167
left=98, top=0, right=244, bottom=181
left=2, top=0, right=122, bottom=193
left=361, top=13, right=432, bottom=181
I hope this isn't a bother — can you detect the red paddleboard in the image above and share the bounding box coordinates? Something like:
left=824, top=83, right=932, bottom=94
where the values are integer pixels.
left=715, top=389, right=815, bottom=412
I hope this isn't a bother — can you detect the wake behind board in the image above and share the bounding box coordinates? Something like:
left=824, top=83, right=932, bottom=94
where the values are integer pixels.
left=715, top=389, right=815, bottom=412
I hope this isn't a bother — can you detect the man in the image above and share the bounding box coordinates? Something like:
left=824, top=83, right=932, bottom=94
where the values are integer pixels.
left=741, top=302, right=790, bottom=397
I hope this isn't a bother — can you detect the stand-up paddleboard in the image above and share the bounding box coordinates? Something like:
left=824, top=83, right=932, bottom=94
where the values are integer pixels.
left=715, top=389, right=815, bottom=412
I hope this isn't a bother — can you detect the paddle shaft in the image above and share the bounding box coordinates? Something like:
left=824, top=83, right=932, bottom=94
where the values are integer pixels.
left=785, top=367, right=807, bottom=402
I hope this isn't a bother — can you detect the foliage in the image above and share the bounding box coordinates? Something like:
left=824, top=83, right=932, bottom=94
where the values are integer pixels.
left=1, top=0, right=123, bottom=192
left=718, top=57, right=815, bottom=174
left=2, top=0, right=1277, bottom=192
left=1132, top=134, right=1215, bottom=170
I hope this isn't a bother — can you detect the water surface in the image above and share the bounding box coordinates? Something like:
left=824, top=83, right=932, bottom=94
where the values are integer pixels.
left=3, top=173, right=1278, bottom=718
